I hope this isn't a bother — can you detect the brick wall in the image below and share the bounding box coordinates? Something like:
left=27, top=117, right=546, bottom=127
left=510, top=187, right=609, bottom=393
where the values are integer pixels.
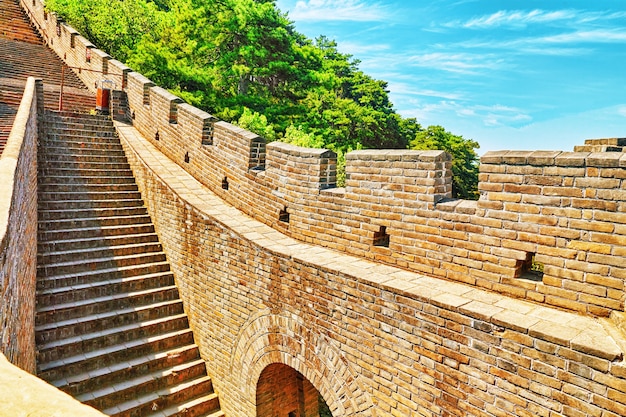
left=22, top=0, right=626, bottom=315
left=256, top=364, right=321, bottom=417
left=19, top=3, right=626, bottom=416
left=0, top=77, right=41, bottom=373
left=116, top=122, right=626, bottom=417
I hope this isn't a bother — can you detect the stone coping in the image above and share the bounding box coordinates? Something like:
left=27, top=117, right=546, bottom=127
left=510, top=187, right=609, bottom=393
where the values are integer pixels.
left=114, top=121, right=626, bottom=364
left=0, top=77, right=36, bottom=243
left=482, top=149, right=626, bottom=167
left=0, top=353, right=106, bottom=417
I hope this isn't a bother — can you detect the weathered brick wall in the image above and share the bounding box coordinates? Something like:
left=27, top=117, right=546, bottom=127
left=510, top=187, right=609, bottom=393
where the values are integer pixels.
left=116, top=122, right=626, bottom=417
left=256, top=364, right=321, bottom=417
left=23, top=0, right=626, bottom=315
left=0, top=77, right=41, bottom=373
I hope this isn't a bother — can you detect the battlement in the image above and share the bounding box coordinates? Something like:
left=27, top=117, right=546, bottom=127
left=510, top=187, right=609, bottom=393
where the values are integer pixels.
left=22, top=0, right=626, bottom=316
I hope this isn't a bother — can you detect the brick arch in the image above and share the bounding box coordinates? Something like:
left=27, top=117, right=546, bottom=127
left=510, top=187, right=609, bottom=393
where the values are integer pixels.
left=230, top=307, right=375, bottom=417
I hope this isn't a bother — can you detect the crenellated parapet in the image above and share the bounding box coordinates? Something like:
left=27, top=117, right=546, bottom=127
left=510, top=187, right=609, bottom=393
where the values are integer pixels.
left=345, top=149, right=452, bottom=208
left=21, top=0, right=626, bottom=316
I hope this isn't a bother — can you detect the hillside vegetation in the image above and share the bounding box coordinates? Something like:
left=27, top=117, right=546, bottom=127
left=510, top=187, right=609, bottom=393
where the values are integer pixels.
left=46, top=0, right=479, bottom=197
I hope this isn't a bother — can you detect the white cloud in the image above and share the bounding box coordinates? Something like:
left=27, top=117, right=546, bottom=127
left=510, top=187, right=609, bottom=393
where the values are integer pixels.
left=540, top=29, right=626, bottom=44
left=459, top=9, right=577, bottom=29
left=456, top=28, right=626, bottom=56
left=399, top=101, right=532, bottom=130
left=337, top=41, right=390, bottom=55
left=287, top=0, right=389, bottom=22
left=407, top=52, right=506, bottom=75
left=387, top=82, right=464, bottom=101
left=448, top=9, right=626, bottom=30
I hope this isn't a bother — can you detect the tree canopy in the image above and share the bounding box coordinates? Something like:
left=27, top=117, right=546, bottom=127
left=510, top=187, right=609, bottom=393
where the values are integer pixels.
left=46, top=0, right=480, bottom=195
left=410, top=125, right=480, bottom=199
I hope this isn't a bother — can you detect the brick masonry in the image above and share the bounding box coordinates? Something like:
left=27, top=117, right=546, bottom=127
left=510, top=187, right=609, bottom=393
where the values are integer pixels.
left=0, top=77, right=41, bottom=373
left=114, top=121, right=626, bottom=417
left=18, top=1, right=626, bottom=416
left=22, top=0, right=626, bottom=316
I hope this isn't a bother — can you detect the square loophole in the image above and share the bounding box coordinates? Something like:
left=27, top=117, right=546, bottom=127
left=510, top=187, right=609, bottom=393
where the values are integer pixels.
left=373, top=226, right=390, bottom=247
left=517, top=252, right=544, bottom=281
left=279, top=207, right=290, bottom=223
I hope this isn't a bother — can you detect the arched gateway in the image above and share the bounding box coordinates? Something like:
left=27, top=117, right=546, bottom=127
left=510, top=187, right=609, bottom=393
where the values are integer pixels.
left=230, top=308, right=375, bottom=417
left=256, top=363, right=332, bottom=417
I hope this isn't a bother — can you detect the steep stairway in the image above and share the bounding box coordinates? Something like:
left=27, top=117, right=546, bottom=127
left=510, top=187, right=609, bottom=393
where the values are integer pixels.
left=36, top=111, right=224, bottom=417
left=0, top=0, right=94, bottom=154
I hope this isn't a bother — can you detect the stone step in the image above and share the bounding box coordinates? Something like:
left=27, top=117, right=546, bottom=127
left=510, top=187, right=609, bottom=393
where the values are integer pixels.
left=144, top=393, right=223, bottom=417
left=38, top=197, right=145, bottom=211
left=36, top=298, right=184, bottom=344
left=53, top=344, right=201, bottom=397
left=44, top=118, right=117, bottom=128
left=38, top=240, right=163, bottom=265
left=41, top=138, right=124, bottom=150
left=42, top=136, right=120, bottom=147
left=36, top=261, right=172, bottom=291
left=38, top=144, right=125, bottom=157
left=104, top=375, right=217, bottom=417
left=36, top=267, right=173, bottom=308
left=37, top=231, right=158, bottom=253
left=36, top=285, right=180, bottom=327
left=39, top=175, right=137, bottom=186
left=38, top=314, right=190, bottom=364
left=48, top=111, right=113, bottom=122
left=37, top=328, right=195, bottom=382
left=39, top=184, right=140, bottom=196
left=38, top=214, right=152, bottom=233
left=39, top=152, right=129, bottom=164
left=38, top=223, right=155, bottom=243
left=37, top=251, right=167, bottom=278
left=38, top=190, right=143, bottom=202
left=78, top=359, right=208, bottom=411
left=38, top=205, right=148, bottom=221
left=37, top=167, right=135, bottom=178
left=44, top=123, right=117, bottom=132
left=44, top=129, right=118, bottom=139
left=38, top=161, right=132, bottom=172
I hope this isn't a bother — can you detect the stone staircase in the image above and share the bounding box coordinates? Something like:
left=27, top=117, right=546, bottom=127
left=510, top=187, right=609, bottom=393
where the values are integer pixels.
left=0, top=0, right=94, bottom=154
left=0, top=0, right=42, bottom=44
left=36, top=111, right=224, bottom=417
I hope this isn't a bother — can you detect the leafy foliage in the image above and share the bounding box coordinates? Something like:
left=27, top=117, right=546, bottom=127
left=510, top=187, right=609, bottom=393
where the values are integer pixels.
left=46, top=0, right=480, bottom=196
left=410, top=125, right=480, bottom=199
left=45, top=0, right=164, bottom=62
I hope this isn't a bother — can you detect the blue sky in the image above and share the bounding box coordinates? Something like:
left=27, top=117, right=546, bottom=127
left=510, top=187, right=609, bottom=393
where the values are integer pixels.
left=274, top=0, right=626, bottom=154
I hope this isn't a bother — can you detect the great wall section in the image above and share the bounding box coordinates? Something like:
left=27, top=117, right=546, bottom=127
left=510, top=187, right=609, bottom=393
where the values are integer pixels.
left=2, top=0, right=626, bottom=416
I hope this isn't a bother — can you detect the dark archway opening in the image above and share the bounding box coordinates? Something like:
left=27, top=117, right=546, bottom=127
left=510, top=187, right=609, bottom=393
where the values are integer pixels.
left=256, top=363, right=332, bottom=417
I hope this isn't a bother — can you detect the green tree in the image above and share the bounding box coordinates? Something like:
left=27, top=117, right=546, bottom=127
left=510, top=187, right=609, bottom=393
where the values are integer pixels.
left=46, top=0, right=164, bottom=62
left=46, top=0, right=481, bottom=193
left=236, top=107, right=276, bottom=141
left=410, top=125, right=480, bottom=199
